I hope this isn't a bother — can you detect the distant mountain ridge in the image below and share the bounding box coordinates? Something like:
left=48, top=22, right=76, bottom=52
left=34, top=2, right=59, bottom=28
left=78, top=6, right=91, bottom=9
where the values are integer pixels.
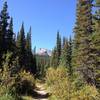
left=37, top=48, right=52, bottom=56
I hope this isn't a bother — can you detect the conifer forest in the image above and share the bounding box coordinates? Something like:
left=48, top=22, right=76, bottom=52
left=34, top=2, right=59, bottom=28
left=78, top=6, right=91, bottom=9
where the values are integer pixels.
left=0, top=0, right=100, bottom=100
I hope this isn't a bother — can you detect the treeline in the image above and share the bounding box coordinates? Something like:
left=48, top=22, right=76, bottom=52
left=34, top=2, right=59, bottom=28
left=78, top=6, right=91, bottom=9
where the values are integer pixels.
left=0, top=2, right=38, bottom=99
left=0, top=0, right=99, bottom=99
left=51, top=31, right=73, bottom=75
left=0, top=2, right=37, bottom=75
left=50, top=0, right=100, bottom=88
left=47, top=0, right=100, bottom=99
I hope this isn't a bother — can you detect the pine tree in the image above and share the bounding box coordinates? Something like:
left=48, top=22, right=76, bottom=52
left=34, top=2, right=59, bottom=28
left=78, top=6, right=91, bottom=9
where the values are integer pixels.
left=17, top=23, right=26, bottom=69
left=60, top=36, right=73, bottom=76
left=0, top=1, right=10, bottom=53
left=60, top=37, right=68, bottom=68
left=62, top=37, right=66, bottom=48
left=56, top=31, right=61, bottom=66
left=25, top=27, right=31, bottom=71
left=16, top=32, right=19, bottom=47
left=26, top=27, right=32, bottom=52
left=0, top=13, right=2, bottom=62
left=7, top=17, right=15, bottom=51
left=32, top=46, right=37, bottom=75
left=26, top=27, right=37, bottom=75
left=74, top=0, right=94, bottom=85
left=0, top=1, right=10, bottom=67
left=90, top=0, right=100, bottom=88
left=50, top=32, right=61, bottom=68
left=67, top=37, right=73, bottom=76
left=50, top=47, right=58, bottom=68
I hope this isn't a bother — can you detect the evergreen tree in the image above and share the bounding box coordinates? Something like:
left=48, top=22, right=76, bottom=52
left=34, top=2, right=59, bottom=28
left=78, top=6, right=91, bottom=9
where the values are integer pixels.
left=0, top=1, right=10, bottom=67
left=17, top=23, right=26, bottom=69
left=26, top=27, right=37, bottom=75
left=67, top=37, right=73, bottom=76
left=50, top=32, right=61, bottom=68
left=90, top=0, right=100, bottom=88
left=16, top=32, right=19, bottom=47
left=0, top=13, right=2, bottom=63
left=50, top=47, right=58, bottom=68
left=25, top=27, right=31, bottom=71
left=0, top=1, right=10, bottom=53
left=7, top=17, right=15, bottom=51
left=32, top=46, right=37, bottom=75
left=62, top=37, right=66, bottom=48
left=74, top=0, right=94, bottom=85
left=60, top=37, right=68, bottom=68
left=56, top=31, right=61, bottom=66
left=0, top=2, right=10, bottom=53
left=60, top=36, right=73, bottom=76
left=26, top=27, right=32, bottom=52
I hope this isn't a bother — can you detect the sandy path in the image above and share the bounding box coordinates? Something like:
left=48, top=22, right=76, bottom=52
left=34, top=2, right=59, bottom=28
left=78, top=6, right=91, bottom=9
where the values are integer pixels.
left=33, top=83, right=49, bottom=100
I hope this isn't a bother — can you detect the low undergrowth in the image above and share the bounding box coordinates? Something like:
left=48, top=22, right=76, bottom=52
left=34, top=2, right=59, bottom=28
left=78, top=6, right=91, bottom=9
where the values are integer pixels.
left=46, top=67, right=100, bottom=100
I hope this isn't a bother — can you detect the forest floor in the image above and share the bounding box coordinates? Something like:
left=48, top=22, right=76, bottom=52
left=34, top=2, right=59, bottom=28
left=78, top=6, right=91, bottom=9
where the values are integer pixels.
left=22, top=81, right=50, bottom=100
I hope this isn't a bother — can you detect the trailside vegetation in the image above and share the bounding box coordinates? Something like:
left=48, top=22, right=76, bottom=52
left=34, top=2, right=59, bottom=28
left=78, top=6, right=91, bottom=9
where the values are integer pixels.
left=0, top=0, right=100, bottom=99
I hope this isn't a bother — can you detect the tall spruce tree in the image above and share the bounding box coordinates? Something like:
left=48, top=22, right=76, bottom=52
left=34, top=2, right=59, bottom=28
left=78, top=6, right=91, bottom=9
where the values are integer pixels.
left=17, top=23, right=26, bottom=69
left=74, top=0, right=94, bottom=85
left=26, top=27, right=31, bottom=71
left=26, top=27, right=32, bottom=52
left=16, top=32, right=19, bottom=47
left=51, top=32, right=61, bottom=68
left=32, top=46, right=37, bottom=75
left=50, top=47, right=58, bottom=68
left=0, top=1, right=10, bottom=53
left=56, top=31, right=61, bottom=66
left=7, top=17, right=15, bottom=51
left=60, top=36, right=73, bottom=76
left=0, top=12, right=2, bottom=66
left=67, top=37, right=73, bottom=76
left=0, top=13, right=2, bottom=59
left=90, top=0, right=100, bottom=88
left=26, top=27, right=37, bottom=75
left=62, top=37, right=66, bottom=48
left=60, top=37, right=68, bottom=68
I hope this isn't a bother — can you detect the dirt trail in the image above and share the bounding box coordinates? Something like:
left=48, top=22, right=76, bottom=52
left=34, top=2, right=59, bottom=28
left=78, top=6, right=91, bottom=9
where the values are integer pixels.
left=33, top=83, right=50, bottom=100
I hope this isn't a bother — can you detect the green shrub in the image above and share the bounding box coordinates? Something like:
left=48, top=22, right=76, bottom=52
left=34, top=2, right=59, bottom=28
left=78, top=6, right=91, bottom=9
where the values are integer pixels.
left=0, top=52, right=36, bottom=99
left=71, top=85, right=100, bottom=100
left=0, top=52, right=18, bottom=99
left=46, top=67, right=73, bottom=100
left=46, top=67, right=100, bottom=100
left=0, top=85, right=17, bottom=100
left=0, top=94, right=14, bottom=100
left=46, top=67, right=67, bottom=86
left=14, top=70, right=35, bottom=95
left=46, top=67, right=57, bottom=86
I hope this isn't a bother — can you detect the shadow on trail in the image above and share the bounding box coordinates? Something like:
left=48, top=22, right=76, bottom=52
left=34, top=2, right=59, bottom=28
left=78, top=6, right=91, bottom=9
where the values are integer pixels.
left=31, top=90, right=50, bottom=99
left=26, top=84, right=51, bottom=99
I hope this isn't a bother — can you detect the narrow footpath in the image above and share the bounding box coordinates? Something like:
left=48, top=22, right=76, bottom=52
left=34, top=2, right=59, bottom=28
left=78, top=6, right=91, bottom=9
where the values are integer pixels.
left=33, top=82, right=50, bottom=100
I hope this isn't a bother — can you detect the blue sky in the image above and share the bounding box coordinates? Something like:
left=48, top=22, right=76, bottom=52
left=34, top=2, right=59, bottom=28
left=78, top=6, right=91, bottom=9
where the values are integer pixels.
left=0, top=0, right=76, bottom=50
